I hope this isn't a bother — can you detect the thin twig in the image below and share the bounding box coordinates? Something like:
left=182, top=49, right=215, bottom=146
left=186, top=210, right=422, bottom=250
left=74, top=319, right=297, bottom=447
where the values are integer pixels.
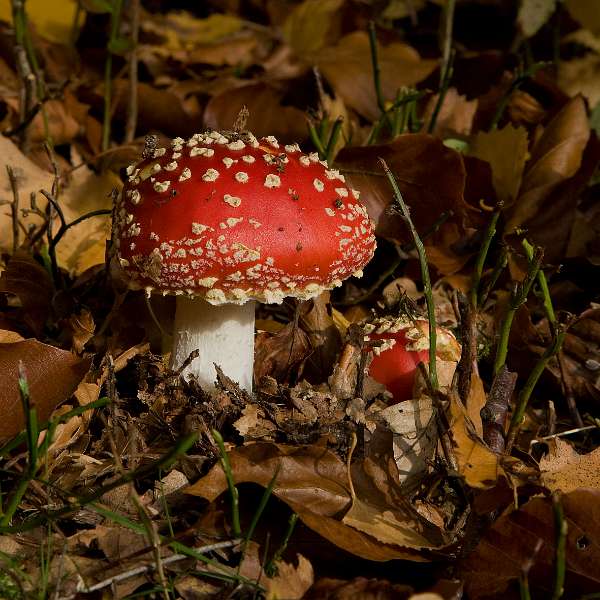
left=481, top=366, right=517, bottom=453
left=440, top=0, right=456, bottom=87
left=471, top=207, right=502, bottom=308
left=78, top=541, right=238, bottom=594
left=6, top=166, right=20, bottom=252
left=427, top=49, right=455, bottom=135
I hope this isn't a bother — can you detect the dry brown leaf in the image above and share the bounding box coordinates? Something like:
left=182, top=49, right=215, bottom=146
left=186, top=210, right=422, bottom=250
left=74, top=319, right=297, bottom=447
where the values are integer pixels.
left=299, top=292, right=342, bottom=381
left=335, top=134, right=470, bottom=242
left=254, top=321, right=312, bottom=384
left=316, top=32, right=436, bottom=122
left=187, top=442, right=350, bottom=516
left=240, top=542, right=314, bottom=600
left=342, top=496, right=439, bottom=550
left=461, top=489, right=600, bottom=598
left=540, top=438, right=600, bottom=493
left=468, top=124, right=530, bottom=206
left=204, top=82, right=308, bottom=143
left=0, top=251, right=53, bottom=336
left=506, top=95, right=590, bottom=232
left=422, top=87, right=478, bottom=138
left=282, top=0, right=345, bottom=57
left=0, top=338, right=90, bottom=440
left=187, top=442, right=437, bottom=561
left=447, top=393, right=500, bottom=489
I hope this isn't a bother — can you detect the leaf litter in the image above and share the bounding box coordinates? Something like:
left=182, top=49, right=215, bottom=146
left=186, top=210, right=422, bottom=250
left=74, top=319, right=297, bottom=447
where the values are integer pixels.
left=0, top=0, right=600, bottom=598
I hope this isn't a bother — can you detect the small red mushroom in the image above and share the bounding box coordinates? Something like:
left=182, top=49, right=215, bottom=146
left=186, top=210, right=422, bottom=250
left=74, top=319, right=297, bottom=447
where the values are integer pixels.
left=112, top=130, right=376, bottom=391
left=366, top=318, right=461, bottom=403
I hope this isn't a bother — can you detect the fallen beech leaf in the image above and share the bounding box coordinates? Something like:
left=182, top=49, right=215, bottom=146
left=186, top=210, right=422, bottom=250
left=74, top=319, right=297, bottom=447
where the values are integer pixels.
left=506, top=95, right=590, bottom=232
left=187, top=443, right=350, bottom=516
left=422, top=87, right=478, bottom=138
left=0, top=251, right=53, bottom=336
left=316, top=32, right=436, bottom=121
left=540, top=438, right=600, bottom=493
left=447, top=392, right=500, bottom=489
left=254, top=321, right=312, bottom=384
left=240, top=542, right=314, bottom=600
left=335, top=134, right=469, bottom=241
left=204, top=82, right=308, bottom=143
left=468, top=124, right=530, bottom=206
left=0, top=339, right=90, bottom=440
left=187, top=443, right=437, bottom=560
left=282, top=0, right=344, bottom=56
left=461, top=489, right=600, bottom=598
left=342, top=496, right=438, bottom=550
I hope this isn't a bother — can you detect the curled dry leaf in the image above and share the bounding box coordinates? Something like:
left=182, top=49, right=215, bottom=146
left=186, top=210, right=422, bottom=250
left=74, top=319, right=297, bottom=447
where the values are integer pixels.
left=0, top=338, right=90, bottom=440
left=461, top=489, right=600, bottom=599
left=506, top=95, right=590, bottom=232
left=540, top=438, right=600, bottom=493
left=316, top=32, right=436, bottom=122
left=254, top=320, right=312, bottom=384
left=447, top=392, right=501, bottom=489
left=203, top=82, right=308, bottom=143
left=187, top=442, right=441, bottom=561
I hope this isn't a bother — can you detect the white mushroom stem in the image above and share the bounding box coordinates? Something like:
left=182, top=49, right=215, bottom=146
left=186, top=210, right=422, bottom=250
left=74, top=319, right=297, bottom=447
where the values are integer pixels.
left=171, top=297, right=255, bottom=392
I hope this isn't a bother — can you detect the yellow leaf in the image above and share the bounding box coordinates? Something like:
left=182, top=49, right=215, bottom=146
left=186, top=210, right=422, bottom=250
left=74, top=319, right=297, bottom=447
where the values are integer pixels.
left=0, top=136, right=119, bottom=275
left=468, top=124, right=530, bottom=206
left=0, top=0, right=82, bottom=44
left=282, top=0, right=345, bottom=56
left=447, top=393, right=500, bottom=489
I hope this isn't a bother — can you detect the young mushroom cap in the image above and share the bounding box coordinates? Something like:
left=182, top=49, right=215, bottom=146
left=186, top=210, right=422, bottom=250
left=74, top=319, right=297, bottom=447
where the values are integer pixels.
left=366, top=317, right=461, bottom=403
left=113, top=130, right=376, bottom=304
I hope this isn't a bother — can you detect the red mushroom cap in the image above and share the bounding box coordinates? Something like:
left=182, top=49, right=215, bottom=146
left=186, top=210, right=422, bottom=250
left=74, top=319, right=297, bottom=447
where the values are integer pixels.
left=112, top=131, right=376, bottom=304
left=366, top=317, right=461, bottom=403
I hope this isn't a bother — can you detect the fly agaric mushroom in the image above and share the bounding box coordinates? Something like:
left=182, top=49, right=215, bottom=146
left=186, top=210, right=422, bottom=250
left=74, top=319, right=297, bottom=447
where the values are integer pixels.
left=366, top=317, right=461, bottom=403
left=112, top=130, right=376, bottom=391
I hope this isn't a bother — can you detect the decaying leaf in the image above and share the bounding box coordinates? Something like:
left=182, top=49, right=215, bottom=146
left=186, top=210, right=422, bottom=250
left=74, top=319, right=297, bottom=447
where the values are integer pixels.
left=0, top=338, right=90, bottom=440
left=506, top=95, right=590, bottom=232
left=517, top=0, right=557, bottom=38
left=540, top=438, right=600, bottom=493
left=335, top=134, right=470, bottom=241
left=461, top=489, right=600, bottom=598
left=447, top=393, right=501, bottom=489
left=240, top=542, right=314, bottom=600
left=316, top=32, right=436, bottom=122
